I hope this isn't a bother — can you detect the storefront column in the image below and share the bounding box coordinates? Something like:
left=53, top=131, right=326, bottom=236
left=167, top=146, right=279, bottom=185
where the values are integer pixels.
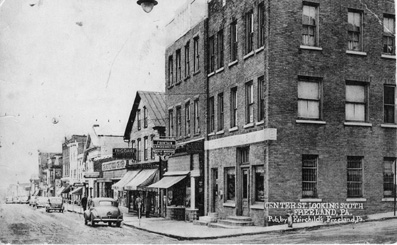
left=191, top=176, right=196, bottom=209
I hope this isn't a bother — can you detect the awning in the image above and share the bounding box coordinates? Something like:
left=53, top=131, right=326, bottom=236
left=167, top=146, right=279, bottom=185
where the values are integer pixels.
left=56, top=187, right=65, bottom=196
left=70, top=187, right=82, bottom=195
left=148, top=175, right=187, bottom=189
left=61, top=185, right=71, bottom=194
left=112, top=170, right=140, bottom=191
left=124, top=169, right=158, bottom=191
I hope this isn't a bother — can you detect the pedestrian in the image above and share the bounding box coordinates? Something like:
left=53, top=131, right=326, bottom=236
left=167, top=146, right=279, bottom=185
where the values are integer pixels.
left=135, top=195, right=143, bottom=219
left=81, top=195, right=88, bottom=211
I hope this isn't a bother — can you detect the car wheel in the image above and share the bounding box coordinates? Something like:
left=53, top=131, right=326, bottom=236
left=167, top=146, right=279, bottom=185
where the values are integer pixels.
left=90, top=215, right=96, bottom=227
left=116, top=222, right=121, bottom=227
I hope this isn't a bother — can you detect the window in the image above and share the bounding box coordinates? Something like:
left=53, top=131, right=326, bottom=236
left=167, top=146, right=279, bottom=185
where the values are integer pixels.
left=209, top=97, right=215, bottom=132
left=137, top=139, right=141, bottom=162
left=137, top=109, right=141, bottom=130
left=168, top=110, right=174, bottom=137
left=150, top=137, right=155, bottom=160
left=345, top=82, right=368, bottom=122
left=230, top=87, right=238, bottom=128
left=193, top=37, right=200, bottom=72
left=144, top=137, right=148, bottom=160
left=383, top=158, right=396, bottom=197
left=383, top=16, right=395, bottom=55
left=194, top=99, right=200, bottom=134
left=302, top=155, right=318, bottom=198
left=245, top=10, right=254, bottom=54
left=185, top=101, right=190, bottom=136
left=230, top=19, right=238, bottom=61
left=302, top=4, right=318, bottom=46
left=347, top=156, right=363, bottom=198
left=245, top=81, right=254, bottom=123
left=384, top=85, right=396, bottom=123
left=298, top=78, right=321, bottom=119
left=225, top=167, right=235, bottom=201
left=143, top=107, right=148, bottom=128
left=217, top=30, right=224, bottom=69
left=168, top=55, right=173, bottom=86
left=185, top=42, right=190, bottom=77
left=254, top=166, right=264, bottom=202
left=258, top=3, right=265, bottom=48
left=176, top=49, right=181, bottom=82
left=348, top=10, right=363, bottom=51
left=239, top=147, right=249, bottom=165
left=217, top=93, right=224, bottom=131
left=257, top=76, right=265, bottom=121
left=209, top=36, right=215, bottom=73
left=176, top=106, right=182, bottom=137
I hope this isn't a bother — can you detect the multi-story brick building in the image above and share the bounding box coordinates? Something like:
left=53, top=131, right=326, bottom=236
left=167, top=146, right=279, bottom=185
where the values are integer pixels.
left=204, top=0, right=396, bottom=226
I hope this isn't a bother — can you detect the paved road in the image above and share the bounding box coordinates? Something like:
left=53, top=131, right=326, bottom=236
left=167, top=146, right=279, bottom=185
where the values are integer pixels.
left=0, top=203, right=176, bottom=244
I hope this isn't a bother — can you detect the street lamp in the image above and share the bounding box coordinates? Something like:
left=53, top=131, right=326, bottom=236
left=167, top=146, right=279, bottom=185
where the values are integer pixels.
left=137, top=0, right=158, bottom=13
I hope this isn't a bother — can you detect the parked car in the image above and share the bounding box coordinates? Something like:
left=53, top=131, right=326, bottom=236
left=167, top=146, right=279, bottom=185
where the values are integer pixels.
left=84, top=198, right=123, bottom=227
left=45, top=197, right=64, bottom=213
left=35, top=196, right=48, bottom=209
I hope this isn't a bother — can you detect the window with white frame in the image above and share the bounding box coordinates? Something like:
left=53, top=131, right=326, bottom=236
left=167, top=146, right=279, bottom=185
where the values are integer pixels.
left=144, top=137, right=148, bottom=160
left=168, top=55, right=173, bottom=86
left=383, top=158, right=396, bottom=197
left=302, top=4, right=319, bottom=47
left=348, top=10, right=363, bottom=51
left=225, top=167, right=235, bottom=202
left=194, top=37, right=200, bottom=72
left=137, top=139, right=141, bottom=162
left=217, top=93, right=224, bottom=131
left=137, top=109, right=141, bottom=130
left=347, top=156, right=363, bottom=198
left=168, top=110, right=174, bottom=137
left=257, top=76, right=265, bottom=121
left=176, top=106, right=182, bottom=137
left=217, top=30, right=224, bottom=69
left=209, top=35, right=215, bottom=73
left=245, top=10, right=254, bottom=54
left=176, top=49, right=181, bottom=82
left=383, top=15, right=395, bottom=55
left=185, top=101, right=190, bottom=136
left=209, top=96, right=215, bottom=132
left=298, top=78, right=321, bottom=120
left=194, top=99, right=200, bottom=134
left=230, top=19, right=238, bottom=61
left=230, top=87, right=238, bottom=128
left=143, top=107, right=148, bottom=128
left=302, top=155, right=318, bottom=198
left=254, top=165, right=264, bottom=202
left=246, top=81, right=254, bottom=123
left=258, top=3, right=265, bottom=48
left=185, top=42, right=190, bottom=77
left=384, top=85, right=396, bottom=123
left=345, top=82, right=368, bottom=122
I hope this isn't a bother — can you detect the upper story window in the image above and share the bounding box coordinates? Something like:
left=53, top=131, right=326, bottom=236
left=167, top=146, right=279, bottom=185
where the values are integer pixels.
left=258, top=3, right=265, bottom=48
left=209, top=96, right=215, bottom=132
left=345, top=82, right=368, bottom=122
left=168, top=55, right=173, bottom=86
left=383, top=15, right=395, bottom=55
left=217, top=93, right=224, bottom=131
left=176, top=49, right=181, bottom=82
left=168, top=110, right=174, bottom=137
left=193, top=36, right=200, bottom=72
left=245, top=10, right=254, bottom=54
left=144, top=137, right=148, bottom=161
left=194, top=99, right=200, bottom=134
left=209, top=35, right=215, bottom=73
left=384, top=85, right=396, bottom=124
left=298, top=77, right=322, bottom=120
left=137, top=139, right=141, bottom=162
left=347, top=10, right=363, bottom=51
left=302, top=4, right=319, bottom=47
left=185, top=101, right=191, bottom=136
left=217, top=30, right=224, bottom=69
left=245, top=81, right=254, bottom=124
left=257, top=76, right=265, bottom=122
left=185, top=42, right=190, bottom=78
left=143, top=107, right=148, bottom=128
left=176, top=106, right=182, bottom=138
left=230, top=87, right=238, bottom=128
left=230, top=19, right=238, bottom=62
left=137, top=109, right=141, bottom=130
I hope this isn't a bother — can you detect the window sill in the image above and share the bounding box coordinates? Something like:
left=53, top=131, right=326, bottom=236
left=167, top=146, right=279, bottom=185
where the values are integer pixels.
left=229, top=126, right=238, bottom=132
left=381, top=54, right=396, bottom=60
left=193, top=70, right=200, bottom=76
left=223, top=202, right=236, bottom=208
left=185, top=135, right=191, bottom=139
left=228, top=60, right=238, bottom=68
left=346, top=50, right=367, bottom=56
left=175, top=81, right=182, bottom=85
left=194, top=133, right=201, bottom=137
left=346, top=198, right=366, bottom=202
left=208, top=132, right=215, bottom=137
left=300, top=198, right=323, bottom=202
left=381, top=124, right=397, bottom=128
left=344, top=122, right=372, bottom=127
left=243, top=123, right=255, bottom=129
left=255, top=46, right=264, bottom=53
left=382, top=198, right=396, bottom=202
left=300, top=45, right=323, bottom=51
left=216, top=130, right=225, bottom=135
left=256, top=121, right=265, bottom=126
left=250, top=203, right=264, bottom=210
left=243, top=51, right=254, bottom=60
left=167, top=85, right=174, bottom=89
left=216, top=67, right=224, bottom=73
left=296, top=120, right=326, bottom=125
left=208, top=72, right=215, bottom=78
left=184, top=76, right=191, bottom=81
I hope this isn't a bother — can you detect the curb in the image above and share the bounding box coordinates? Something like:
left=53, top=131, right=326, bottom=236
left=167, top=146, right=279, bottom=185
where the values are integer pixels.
left=122, top=216, right=397, bottom=241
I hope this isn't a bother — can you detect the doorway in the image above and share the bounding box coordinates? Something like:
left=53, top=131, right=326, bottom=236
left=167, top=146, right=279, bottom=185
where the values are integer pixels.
left=211, top=168, right=218, bottom=212
left=239, top=167, right=250, bottom=216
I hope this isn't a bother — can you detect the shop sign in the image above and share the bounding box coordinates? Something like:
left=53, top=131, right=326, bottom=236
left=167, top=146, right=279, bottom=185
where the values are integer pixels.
left=113, top=148, right=136, bottom=159
left=153, top=139, right=176, bottom=155
left=102, top=160, right=126, bottom=171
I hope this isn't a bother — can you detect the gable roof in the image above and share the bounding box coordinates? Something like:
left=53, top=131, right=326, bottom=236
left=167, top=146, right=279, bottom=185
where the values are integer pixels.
left=124, top=91, right=166, bottom=140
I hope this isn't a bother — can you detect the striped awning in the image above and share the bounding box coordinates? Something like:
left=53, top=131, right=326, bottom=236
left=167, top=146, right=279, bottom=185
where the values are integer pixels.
left=111, top=170, right=140, bottom=191
left=124, top=169, right=158, bottom=191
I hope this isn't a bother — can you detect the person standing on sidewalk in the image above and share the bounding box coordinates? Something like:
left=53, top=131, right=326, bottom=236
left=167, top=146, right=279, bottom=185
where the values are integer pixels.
left=81, top=195, right=88, bottom=211
left=135, top=195, right=143, bottom=219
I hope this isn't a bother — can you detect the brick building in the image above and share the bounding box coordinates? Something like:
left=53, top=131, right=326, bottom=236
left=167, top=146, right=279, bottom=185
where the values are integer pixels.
left=204, top=0, right=396, bottom=226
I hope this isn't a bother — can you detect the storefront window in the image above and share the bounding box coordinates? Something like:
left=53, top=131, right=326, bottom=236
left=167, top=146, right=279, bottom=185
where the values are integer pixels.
left=254, top=166, right=265, bottom=202
left=225, top=167, right=235, bottom=202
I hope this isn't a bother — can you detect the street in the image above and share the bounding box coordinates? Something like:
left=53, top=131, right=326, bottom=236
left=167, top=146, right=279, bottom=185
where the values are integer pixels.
left=0, top=203, right=176, bottom=244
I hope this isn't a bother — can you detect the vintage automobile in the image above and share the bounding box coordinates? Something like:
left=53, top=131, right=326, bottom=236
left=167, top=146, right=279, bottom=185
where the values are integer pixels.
left=83, top=198, right=123, bottom=227
left=45, top=197, right=64, bottom=213
left=35, top=196, right=48, bottom=209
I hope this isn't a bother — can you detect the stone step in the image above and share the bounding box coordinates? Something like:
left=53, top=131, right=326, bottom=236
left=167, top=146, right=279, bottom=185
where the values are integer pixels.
left=198, top=216, right=218, bottom=222
left=193, top=220, right=208, bottom=226
left=218, top=219, right=254, bottom=226
left=208, top=212, right=219, bottom=218
left=208, top=222, right=242, bottom=229
left=226, top=216, right=253, bottom=222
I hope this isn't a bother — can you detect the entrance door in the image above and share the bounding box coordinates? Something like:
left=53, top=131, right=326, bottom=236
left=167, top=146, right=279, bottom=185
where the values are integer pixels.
left=240, top=167, right=250, bottom=216
left=211, top=168, right=218, bottom=212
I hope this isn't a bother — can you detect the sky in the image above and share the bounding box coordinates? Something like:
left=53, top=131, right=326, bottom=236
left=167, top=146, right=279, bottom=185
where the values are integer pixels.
left=0, top=0, right=186, bottom=189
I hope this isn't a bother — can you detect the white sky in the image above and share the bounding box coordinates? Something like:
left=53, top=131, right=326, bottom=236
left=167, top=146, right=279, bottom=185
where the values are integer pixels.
left=0, top=0, right=186, bottom=189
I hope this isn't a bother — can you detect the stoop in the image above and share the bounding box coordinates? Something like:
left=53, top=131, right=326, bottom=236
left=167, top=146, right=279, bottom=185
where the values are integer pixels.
left=208, top=216, right=254, bottom=229
left=193, top=212, right=219, bottom=226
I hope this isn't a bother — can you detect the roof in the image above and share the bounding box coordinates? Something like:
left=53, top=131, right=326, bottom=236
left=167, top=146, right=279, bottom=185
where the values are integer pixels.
left=124, top=91, right=166, bottom=140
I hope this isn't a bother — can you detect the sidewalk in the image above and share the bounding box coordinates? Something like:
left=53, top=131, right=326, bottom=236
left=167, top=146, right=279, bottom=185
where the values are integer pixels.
left=63, top=203, right=397, bottom=240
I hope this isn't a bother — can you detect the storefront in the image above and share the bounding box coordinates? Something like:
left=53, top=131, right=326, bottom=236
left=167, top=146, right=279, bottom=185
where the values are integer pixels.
left=111, top=168, right=140, bottom=213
